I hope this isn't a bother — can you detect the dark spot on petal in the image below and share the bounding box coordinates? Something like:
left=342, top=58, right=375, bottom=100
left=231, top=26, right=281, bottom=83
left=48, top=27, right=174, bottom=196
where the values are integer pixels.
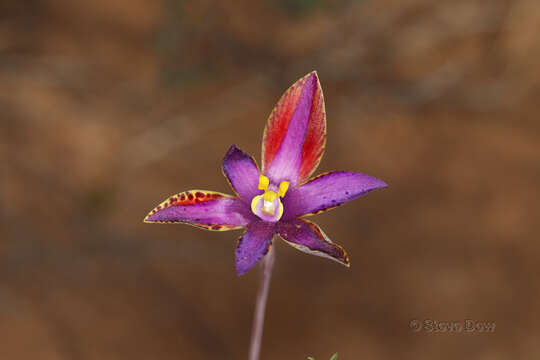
left=180, top=194, right=186, bottom=201
left=345, top=191, right=350, bottom=195
left=187, top=193, right=194, bottom=201
left=195, top=191, right=204, bottom=198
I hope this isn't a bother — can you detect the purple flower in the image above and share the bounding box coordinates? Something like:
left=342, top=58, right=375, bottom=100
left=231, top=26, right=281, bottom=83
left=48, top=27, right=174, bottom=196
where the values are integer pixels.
left=144, top=71, right=387, bottom=275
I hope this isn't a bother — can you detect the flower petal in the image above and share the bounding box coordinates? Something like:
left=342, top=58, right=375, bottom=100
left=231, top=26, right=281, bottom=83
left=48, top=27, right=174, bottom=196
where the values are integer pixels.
left=235, top=221, right=275, bottom=275
left=222, top=145, right=261, bottom=202
left=283, top=171, right=387, bottom=219
left=144, top=190, right=256, bottom=231
left=262, top=71, right=326, bottom=186
left=277, top=218, right=349, bottom=266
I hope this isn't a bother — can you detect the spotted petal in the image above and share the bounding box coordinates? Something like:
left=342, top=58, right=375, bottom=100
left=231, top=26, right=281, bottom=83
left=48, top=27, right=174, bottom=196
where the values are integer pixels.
left=262, top=71, right=326, bottom=187
left=235, top=221, right=275, bottom=275
left=277, top=218, right=349, bottom=266
left=283, top=171, right=387, bottom=220
left=222, top=145, right=261, bottom=203
left=144, top=190, right=255, bottom=231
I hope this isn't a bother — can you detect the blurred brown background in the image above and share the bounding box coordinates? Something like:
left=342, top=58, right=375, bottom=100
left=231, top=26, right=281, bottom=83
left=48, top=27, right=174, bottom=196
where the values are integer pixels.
left=1, top=0, right=540, bottom=359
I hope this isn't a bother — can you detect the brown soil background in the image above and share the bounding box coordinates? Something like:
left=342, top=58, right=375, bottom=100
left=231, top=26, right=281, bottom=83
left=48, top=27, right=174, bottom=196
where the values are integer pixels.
left=2, top=0, right=540, bottom=359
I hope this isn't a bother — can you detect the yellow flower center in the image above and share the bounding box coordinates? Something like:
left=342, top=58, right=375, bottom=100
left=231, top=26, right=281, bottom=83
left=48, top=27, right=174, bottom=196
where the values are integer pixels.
left=251, top=175, right=289, bottom=221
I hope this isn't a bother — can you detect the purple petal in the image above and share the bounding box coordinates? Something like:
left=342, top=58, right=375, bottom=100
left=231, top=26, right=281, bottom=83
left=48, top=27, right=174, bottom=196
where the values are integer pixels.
left=144, top=190, right=256, bottom=231
left=277, top=218, right=349, bottom=266
left=222, top=145, right=261, bottom=203
left=265, top=73, right=317, bottom=187
left=235, top=221, right=275, bottom=275
left=283, top=171, right=387, bottom=220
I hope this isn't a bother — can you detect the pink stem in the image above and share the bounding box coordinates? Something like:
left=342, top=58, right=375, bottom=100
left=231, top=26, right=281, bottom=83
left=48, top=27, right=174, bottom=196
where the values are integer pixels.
left=248, top=243, right=275, bottom=360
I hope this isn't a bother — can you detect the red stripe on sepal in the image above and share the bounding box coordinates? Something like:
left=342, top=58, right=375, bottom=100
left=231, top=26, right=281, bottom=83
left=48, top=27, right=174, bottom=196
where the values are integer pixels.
left=261, top=71, right=326, bottom=184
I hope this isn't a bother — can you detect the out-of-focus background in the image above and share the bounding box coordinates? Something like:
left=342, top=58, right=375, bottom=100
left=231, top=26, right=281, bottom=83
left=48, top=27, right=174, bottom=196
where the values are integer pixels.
left=1, top=0, right=539, bottom=359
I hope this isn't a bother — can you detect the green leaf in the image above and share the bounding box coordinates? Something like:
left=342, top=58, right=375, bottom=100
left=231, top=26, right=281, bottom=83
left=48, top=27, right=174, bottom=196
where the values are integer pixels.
left=308, top=352, right=339, bottom=360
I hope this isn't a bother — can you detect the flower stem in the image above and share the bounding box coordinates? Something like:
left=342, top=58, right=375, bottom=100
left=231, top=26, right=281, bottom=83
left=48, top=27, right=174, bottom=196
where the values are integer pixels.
left=248, top=243, right=275, bottom=360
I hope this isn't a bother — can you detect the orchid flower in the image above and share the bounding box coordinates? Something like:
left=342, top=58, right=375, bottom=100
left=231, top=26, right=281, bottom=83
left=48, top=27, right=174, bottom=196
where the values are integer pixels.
left=144, top=71, right=387, bottom=275
left=144, top=71, right=386, bottom=360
